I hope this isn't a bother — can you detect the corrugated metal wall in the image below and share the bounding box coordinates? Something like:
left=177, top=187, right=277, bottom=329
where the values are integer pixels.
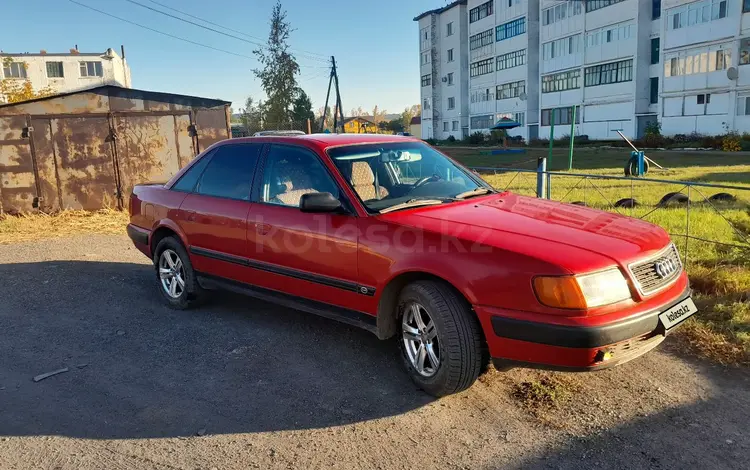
left=0, top=90, right=230, bottom=213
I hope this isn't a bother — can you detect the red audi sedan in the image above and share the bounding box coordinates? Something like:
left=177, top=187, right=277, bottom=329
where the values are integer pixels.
left=127, top=134, right=695, bottom=396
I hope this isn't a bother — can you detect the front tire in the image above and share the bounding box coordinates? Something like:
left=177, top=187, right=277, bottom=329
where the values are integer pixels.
left=397, top=281, right=483, bottom=396
left=153, top=236, right=204, bottom=310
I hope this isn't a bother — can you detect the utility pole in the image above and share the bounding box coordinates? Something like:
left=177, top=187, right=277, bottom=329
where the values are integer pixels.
left=319, top=56, right=345, bottom=133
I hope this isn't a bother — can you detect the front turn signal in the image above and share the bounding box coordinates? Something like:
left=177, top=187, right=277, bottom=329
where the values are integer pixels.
left=533, top=276, right=587, bottom=310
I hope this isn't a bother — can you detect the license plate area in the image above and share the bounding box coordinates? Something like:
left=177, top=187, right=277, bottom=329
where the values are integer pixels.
left=659, top=298, right=698, bottom=332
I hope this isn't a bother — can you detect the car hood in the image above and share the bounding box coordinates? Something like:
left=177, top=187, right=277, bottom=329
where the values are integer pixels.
left=380, top=193, right=670, bottom=263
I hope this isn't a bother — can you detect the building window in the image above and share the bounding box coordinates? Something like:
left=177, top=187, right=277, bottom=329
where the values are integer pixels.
left=470, top=29, right=494, bottom=50
left=470, top=114, right=494, bottom=129
left=444, top=121, right=449, bottom=132
left=470, top=58, right=494, bottom=77
left=452, top=121, right=459, bottom=131
left=541, top=70, right=581, bottom=93
left=420, top=27, right=430, bottom=51
left=497, top=112, right=525, bottom=126
left=664, top=46, right=732, bottom=76
left=421, top=74, right=431, bottom=87
left=470, top=1, right=493, bottom=23
left=653, top=0, right=661, bottom=19
left=585, top=23, right=633, bottom=49
left=697, top=94, right=711, bottom=104
left=46, top=61, right=64, bottom=78
left=543, top=1, right=583, bottom=27
left=496, top=17, right=526, bottom=41
left=541, top=106, right=580, bottom=126
left=651, top=38, right=660, bottom=65
left=496, top=81, right=526, bottom=100
left=669, top=0, right=727, bottom=31
left=586, top=0, right=625, bottom=13
left=584, top=59, right=633, bottom=87
left=2, top=61, right=27, bottom=79
left=423, top=98, right=431, bottom=110
left=447, top=72, right=454, bottom=85
left=448, top=97, right=455, bottom=109
left=744, top=96, right=750, bottom=115
left=650, top=77, right=659, bottom=104
left=80, top=61, right=103, bottom=77
left=420, top=52, right=431, bottom=66
left=543, top=34, right=580, bottom=60
left=447, top=49, right=454, bottom=62
left=496, top=49, right=526, bottom=71
left=741, top=39, right=750, bottom=65
left=507, top=0, right=520, bottom=6
left=446, top=22, right=453, bottom=37
left=745, top=0, right=750, bottom=12
left=470, top=88, right=495, bottom=103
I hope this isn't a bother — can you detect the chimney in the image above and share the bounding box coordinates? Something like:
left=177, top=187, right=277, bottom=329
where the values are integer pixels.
left=121, top=45, right=126, bottom=60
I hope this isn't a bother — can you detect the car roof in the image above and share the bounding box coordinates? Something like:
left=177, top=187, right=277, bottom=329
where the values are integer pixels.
left=226, top=133, right=421, bottom=151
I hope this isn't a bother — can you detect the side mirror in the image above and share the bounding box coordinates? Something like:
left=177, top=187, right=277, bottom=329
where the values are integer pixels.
left=299, top=192, right=343, bottom=213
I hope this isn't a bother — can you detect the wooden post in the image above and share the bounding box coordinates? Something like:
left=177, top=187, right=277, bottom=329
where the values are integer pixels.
left=306, top=118, right=312, bottom=134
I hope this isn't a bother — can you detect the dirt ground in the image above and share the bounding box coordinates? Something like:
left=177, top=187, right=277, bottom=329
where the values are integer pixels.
left=0, top=235, right=748, bottom=470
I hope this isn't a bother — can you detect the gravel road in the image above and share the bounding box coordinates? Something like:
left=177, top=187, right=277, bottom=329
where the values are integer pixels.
left=0, top=235, right=748, bottom=469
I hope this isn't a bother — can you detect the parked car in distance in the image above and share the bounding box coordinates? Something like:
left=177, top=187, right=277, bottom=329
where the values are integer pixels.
left=397, top=132, right=412, bottom=136
left=252, top=130, right=306, bottom=137
left=127, top=134, right=696, bottom=396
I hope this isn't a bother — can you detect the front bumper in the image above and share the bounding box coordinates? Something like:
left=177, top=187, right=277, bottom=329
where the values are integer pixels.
left=479, top=281, right=693, bottom=371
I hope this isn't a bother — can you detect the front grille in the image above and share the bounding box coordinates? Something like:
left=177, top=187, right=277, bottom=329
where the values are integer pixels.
left=629, top=244, right=683, bottom=296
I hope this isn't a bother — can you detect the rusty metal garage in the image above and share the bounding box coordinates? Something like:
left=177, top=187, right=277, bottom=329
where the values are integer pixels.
left=0, top=85, right=231, bottom=213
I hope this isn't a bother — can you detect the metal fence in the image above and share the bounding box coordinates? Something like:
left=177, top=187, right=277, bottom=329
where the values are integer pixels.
left=470, top=164, right=750, bottom=268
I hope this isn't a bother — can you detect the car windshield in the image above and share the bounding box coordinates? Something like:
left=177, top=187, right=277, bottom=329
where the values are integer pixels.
left=328, top=142, right=490, bottom=213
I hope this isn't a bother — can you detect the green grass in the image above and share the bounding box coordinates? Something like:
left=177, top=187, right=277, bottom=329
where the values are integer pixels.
left=444, top=147, right=750, bottom=365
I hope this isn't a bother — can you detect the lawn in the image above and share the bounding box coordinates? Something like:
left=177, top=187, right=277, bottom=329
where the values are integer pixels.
left=443, top=147, right=750, bottom=366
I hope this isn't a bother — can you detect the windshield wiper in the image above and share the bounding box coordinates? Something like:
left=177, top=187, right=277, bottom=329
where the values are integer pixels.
left=379, top=198, right=448, bottom=214
left=455, top=187, right=495, bottom=200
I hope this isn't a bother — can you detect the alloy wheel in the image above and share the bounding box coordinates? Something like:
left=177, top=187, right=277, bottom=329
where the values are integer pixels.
left=402, top=302, right=440, bottom=377
left=159, top=249, right=186, bottom=299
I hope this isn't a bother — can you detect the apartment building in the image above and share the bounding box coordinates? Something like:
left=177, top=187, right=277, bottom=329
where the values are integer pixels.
left=0, top=47, right=131, bottom=103
left=466, top=0, right=541, bottom=141
left=415, top=1, right=471, bottom=140
left=416, top=0, right=750, bottom=140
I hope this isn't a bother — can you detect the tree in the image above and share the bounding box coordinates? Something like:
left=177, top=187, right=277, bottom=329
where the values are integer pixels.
left=317, top=105, right=334, bottom=131
left=400, top=104, right=421, bottom=133
left=385, top=118, right=404, bottom=133
left=349, top=106, right=365, bottom=117
left=0, top=58, right=55, bottom=104
left=253, top=1, right=300, bottom=125
left=291, top=88, right=315, bottom=124
left=242, top=96, right=264, bottom=131
left=371, top=105, right=387, bottom=124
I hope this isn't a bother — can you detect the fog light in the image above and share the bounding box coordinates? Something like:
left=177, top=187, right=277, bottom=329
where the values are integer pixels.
left=594, top=350, right=614, bottom=363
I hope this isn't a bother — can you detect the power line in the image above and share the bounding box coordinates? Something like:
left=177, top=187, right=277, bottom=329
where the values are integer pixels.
left=68, top=0, right=256, bottom=60
left=123, top=0, right=330, bottom=63
left=143, top=0, right=328, bottom=60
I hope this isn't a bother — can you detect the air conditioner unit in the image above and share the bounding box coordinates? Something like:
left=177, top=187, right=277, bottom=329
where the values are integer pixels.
left=441, top=77, right=448, bottom=83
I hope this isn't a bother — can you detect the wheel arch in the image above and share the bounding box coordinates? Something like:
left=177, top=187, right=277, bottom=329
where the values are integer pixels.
left=375, top=270, right=483, bottom=344
left=150, top=220, right=188, bottom=258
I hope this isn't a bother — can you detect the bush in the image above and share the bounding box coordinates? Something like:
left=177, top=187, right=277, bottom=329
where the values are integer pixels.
left=722, top=132, right=741, bottom=152
left=446, top=135, right=456, bottom=142
left=424, top=138, right=437, bottom=146
left=465, top=131, right=486, bottom=145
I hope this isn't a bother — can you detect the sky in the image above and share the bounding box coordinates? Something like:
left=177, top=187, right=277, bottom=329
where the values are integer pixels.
left=3, top=0, right=441, bottom=115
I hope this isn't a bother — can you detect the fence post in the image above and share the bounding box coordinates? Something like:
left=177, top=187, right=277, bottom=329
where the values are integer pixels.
left=536, top=157, right=547, bottom=199
left=306, top=118, right=312, bottom=134
left=547, top=108, right=555, bottom=169
left=568, top=106, right=576, bottom=171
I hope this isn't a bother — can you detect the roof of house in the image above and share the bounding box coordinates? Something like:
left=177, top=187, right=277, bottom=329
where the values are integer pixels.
left=0, top=84, right=230, bottom=109
left=410, top=116, right=421, bottom=125
left=343, top=116, right=376, bottom=125
left=413, top=0, right=467, bottom=21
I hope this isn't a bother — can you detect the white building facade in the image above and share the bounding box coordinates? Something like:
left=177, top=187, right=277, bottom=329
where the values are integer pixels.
left=466, top=0, right=541, bottom=141
left=415, top=1, right=471, bottom=140
left=416, top=0, right=750, bottom=140
left=0, top=47, right=131, bottom=103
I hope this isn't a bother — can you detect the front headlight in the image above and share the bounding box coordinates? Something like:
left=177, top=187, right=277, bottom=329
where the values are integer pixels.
left=533, top=268, right=632, bottom=309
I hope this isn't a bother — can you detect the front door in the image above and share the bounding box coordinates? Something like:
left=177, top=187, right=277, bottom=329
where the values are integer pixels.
left=247, top=144, right=366, bottom=313
left=178, top=142, right=263, bottom=284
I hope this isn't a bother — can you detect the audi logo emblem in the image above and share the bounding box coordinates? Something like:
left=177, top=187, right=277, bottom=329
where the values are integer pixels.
left=654, top=258, right=677, bottom=278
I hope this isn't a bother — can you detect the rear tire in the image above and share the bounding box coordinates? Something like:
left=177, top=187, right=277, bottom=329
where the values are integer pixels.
left=397, top=281, right=483, bottom=397
left=153, top=236, right=205, bottom=310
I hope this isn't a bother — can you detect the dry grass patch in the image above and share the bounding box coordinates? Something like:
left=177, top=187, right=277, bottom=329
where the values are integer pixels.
left=0, top=209, right=129, bottom=244
left=511, top=375, right=579, bottom=414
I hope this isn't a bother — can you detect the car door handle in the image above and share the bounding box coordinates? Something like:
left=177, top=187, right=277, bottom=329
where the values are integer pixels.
left=186, top=212, right=196, bottom=222
left=256, top=223, right=271, bottom=235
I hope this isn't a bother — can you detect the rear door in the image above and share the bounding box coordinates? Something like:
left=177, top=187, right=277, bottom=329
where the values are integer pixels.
left=177, top=143, right=263, bottom=283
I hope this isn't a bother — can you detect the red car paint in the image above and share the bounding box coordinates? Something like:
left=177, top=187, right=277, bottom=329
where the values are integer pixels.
left=128, top=134, right=691, bottom=371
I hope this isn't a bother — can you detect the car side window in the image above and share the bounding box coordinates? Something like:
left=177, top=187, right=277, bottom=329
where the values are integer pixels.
left=172, top=151, right=214, bottom=192
left=195, top=144, right=262, bottom=200
left=261, top=145, right=340, bottom=207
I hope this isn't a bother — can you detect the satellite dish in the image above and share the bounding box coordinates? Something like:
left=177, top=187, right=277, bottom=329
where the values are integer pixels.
left=519, top=92, right=527, bottom=101
left=727, top=67, right=738, bottom=80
